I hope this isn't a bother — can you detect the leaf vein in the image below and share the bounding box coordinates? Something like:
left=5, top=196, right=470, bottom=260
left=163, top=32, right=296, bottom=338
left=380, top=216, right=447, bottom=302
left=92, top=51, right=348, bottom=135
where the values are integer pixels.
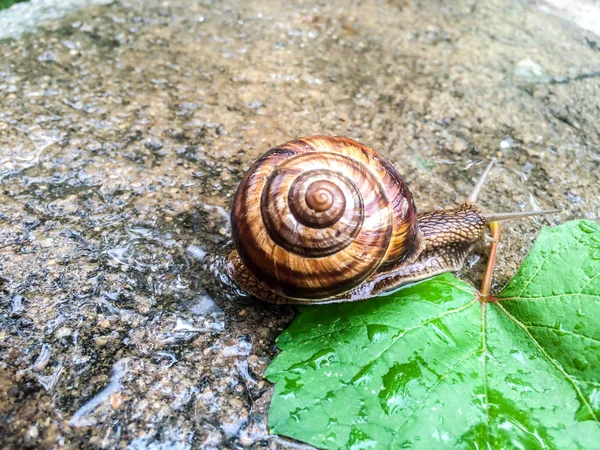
left=273, top=299, right=478, bottom=423
left=526, top=325, right=600, bottom=345
left=481, top=302, right=490, bottom=446
left=351, top=299, right=478, bottom=384
left=498, top=293, right=600, bottom=302
left=390, top=347, right=480, bottom=447
left=577, top=270, right=600, bottom=294
left=496, top=302, right=599, bottom=423
left=513, top=242, right=577, bottom=298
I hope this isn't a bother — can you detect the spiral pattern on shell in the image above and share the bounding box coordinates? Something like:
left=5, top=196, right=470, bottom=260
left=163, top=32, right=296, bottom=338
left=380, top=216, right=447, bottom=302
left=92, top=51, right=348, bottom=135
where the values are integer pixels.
left=231, top=136, right=420, bottom=300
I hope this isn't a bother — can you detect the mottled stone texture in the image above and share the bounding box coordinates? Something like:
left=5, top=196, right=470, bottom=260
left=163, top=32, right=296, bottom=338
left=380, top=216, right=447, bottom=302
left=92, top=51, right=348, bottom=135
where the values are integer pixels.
left=0, top=0, right=598, bottom=448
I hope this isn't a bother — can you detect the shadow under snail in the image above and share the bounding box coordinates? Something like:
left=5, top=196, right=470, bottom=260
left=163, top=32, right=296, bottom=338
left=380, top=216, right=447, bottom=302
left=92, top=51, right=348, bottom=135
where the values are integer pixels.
left=226, top=136, right=558, bottom=305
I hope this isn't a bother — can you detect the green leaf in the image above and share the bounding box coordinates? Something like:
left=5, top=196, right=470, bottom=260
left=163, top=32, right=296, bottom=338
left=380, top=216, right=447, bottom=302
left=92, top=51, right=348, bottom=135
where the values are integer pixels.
left=265, top=221, right=600, bottom=449
left=0, top=0, right=28, bottom=12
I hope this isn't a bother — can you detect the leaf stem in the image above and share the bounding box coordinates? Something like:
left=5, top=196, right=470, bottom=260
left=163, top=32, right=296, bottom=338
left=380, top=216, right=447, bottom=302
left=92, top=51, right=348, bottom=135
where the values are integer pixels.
left=481, top=221, right=500, bottom=300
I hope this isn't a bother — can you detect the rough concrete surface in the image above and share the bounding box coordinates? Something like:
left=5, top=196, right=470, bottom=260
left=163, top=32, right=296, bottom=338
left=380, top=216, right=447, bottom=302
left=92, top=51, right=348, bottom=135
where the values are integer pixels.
left=0, top=0, right=599, bottom=448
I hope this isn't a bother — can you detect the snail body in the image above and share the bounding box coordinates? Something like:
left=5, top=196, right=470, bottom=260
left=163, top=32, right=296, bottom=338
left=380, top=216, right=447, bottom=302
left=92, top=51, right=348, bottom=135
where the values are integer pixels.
left=227, top=136, right=555, bottom=304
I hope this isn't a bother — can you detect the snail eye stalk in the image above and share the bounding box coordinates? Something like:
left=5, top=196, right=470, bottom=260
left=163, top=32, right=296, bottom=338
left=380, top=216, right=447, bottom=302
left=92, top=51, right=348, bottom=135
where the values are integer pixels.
left=484, top=209, right=561, bottom=223
left=467, top=158, right=496, bottom=204
left=466, top=158, right=560, bottom=223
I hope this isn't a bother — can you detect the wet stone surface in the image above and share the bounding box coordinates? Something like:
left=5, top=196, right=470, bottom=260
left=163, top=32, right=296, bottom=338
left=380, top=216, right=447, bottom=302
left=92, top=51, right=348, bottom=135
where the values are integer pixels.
left=0, top=0, right=599, bottom=448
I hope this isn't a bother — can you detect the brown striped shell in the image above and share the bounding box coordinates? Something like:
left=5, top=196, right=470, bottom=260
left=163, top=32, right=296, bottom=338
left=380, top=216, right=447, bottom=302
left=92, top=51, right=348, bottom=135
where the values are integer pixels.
left=230, top=136, right=422, bottom=301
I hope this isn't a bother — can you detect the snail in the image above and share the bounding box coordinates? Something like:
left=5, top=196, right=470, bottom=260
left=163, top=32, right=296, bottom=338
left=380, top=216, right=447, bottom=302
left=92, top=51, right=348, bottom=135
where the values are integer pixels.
left=226, top=136, right=557, bottom=305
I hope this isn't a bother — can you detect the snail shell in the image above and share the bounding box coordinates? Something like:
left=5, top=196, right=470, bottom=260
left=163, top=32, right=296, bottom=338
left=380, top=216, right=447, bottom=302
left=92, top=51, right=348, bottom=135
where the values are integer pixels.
left=231, top=136, right=422, bottom=300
